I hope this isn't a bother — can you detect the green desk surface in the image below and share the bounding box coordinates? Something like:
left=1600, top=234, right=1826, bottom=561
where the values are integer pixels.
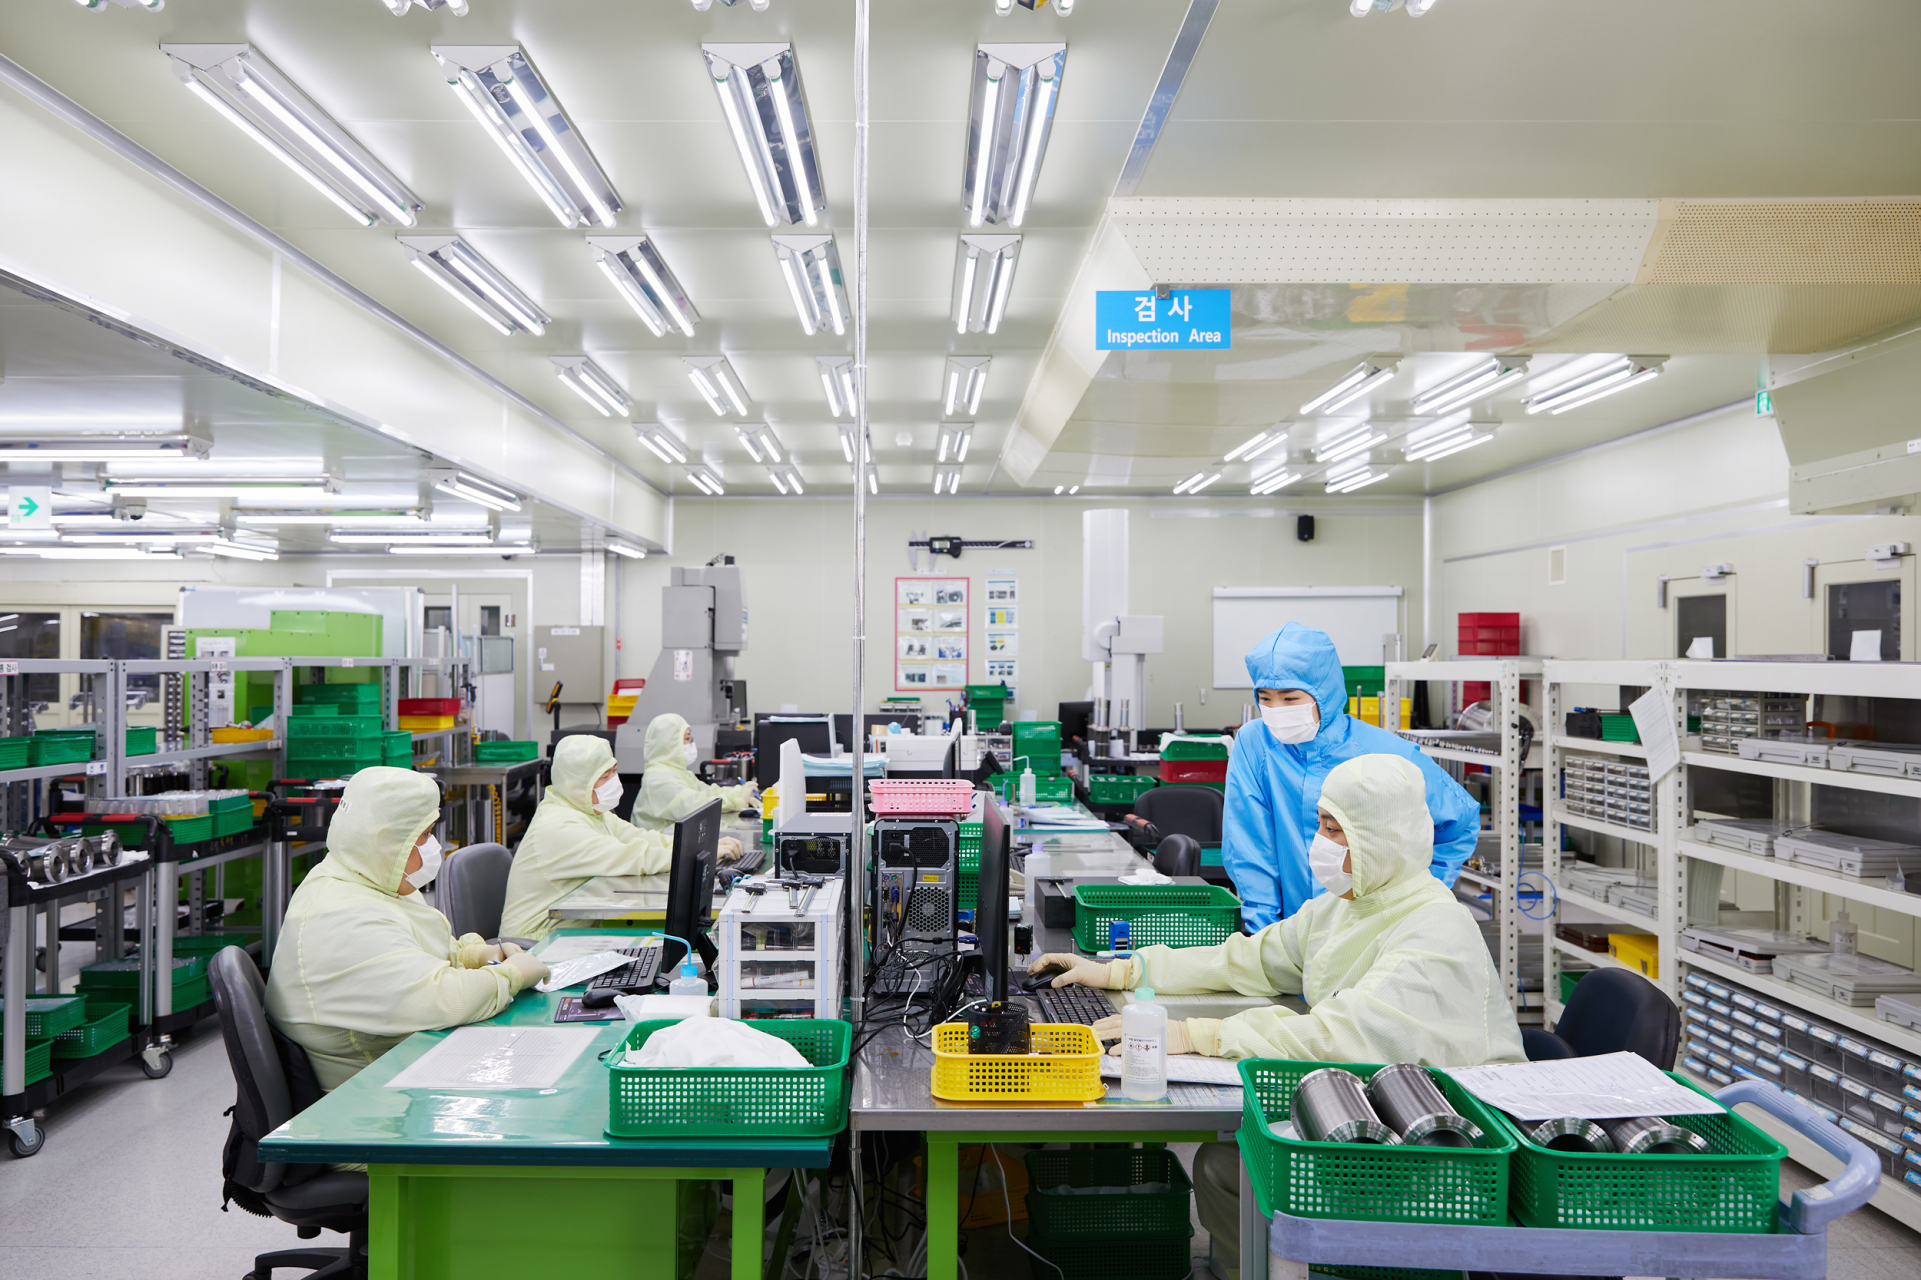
left=257, top=928, right=835, bottom=1169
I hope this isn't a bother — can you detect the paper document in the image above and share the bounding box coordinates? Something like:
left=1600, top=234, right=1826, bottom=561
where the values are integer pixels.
left=1020, top=804, right=1109, bottom=830
left=539, top=935, right=643, bottom=962
left=1852, top=630, right=1884, bottom=662
left=535, top=950, right=639, bottom=992
left=1445, top=1051, right=1724, bottom=1121
left=1098, top=1055, right=1244, bottom=1087
left=1629, top=685, right=1680, bottom=783
left=385, top=1026, right=599, bottom=1091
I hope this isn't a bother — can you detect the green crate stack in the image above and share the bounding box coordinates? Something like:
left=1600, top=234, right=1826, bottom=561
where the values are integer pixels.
left=295, top=683, right=383, bottom=710
left=78, top=956, right=212, bottom=1013
left=0, top=995, right=88, bottom=1038
left=287, top=714, right=383, bottom=739
left=1010, top=720, right=1063, bottom=775
left=29, top=730, right=96, bottom=765
left=963, top=683, right=1010, bottom=730
left=985, top=772, right=1074, bottom=803
left=382, top=729, right=414, bottom=767
left=474, top=739, right=540, bottom=762
left=0, top=737, right=30, bottom=769
left=1088, top=773, right=1158, bottom=807
left=52, top=1001, right=131, bottom=1059
left=162, top=813, right=216, bottom=844
left=1022, top=1148, right=1194, bottom=1280
left=209, top=793, right=256, bottom=838
left=288, top=688, right=385, bottom=777
left=17, top=1038, right=52, bottom=1087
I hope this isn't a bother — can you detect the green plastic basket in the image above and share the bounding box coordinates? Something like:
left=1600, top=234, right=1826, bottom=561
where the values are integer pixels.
left=52, top=1001, right=131, bottom=1059
left=987, top=772, right=1074, bottom=803
left=1072, top=884, right=1241, bottom=950
left=284, top=759, right=373, bottom=779
left=80, top=955, right=208, bottom=988
left=288, top=703, right=340, bottom=717
left=125, top=726, right=158, bottom=756
left=29, top=734, right=95, bottom=765
left=474, top=739, right=540, bottom=762
left=1238, top=1059, right=1515, bottom=1225
left=606, top=1018, right=850, bottom=1138
left=287, top=715, right=384, bottom=739
left=1599, top=714, right=1641, bottom=744
left=1560, top=968, right=1592, bottom=1005
left=956, top=820, right=984, bottom=910
left=1493, top=1071, right=1785, bottom=1232
left=169, top=935, right=247, bottom=957
left=1024, top=1147, right=1193, bottom=1240
left=16, top=1038, right=52, bottom=1087
left=162, top=813, right=215, bottom=843
left=1158, top=735, right=1232, bottom=761
left=0, top=995, right=88, bottom=1038
left=1011, top=721, right=1063, bottom=774
left=0, top=737, right=31, bottom=768
left=286, top=737, right=390, bottom=761
left=212, top=809, right=256, bottom=838
left=296, top=684, right=382, bottom=708
left=1088, top=774, right=1158, bottom=806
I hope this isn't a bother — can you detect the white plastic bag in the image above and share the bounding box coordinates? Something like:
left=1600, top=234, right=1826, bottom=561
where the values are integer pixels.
left=622, top=1016, right=810, bottom=1069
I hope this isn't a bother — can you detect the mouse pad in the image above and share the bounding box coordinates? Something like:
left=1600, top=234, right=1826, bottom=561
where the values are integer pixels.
left=553, top=997, right=627, bottom=1023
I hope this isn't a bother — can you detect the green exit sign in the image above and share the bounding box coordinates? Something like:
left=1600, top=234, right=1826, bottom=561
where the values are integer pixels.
left=1756, top=390, right=1773, bottom=415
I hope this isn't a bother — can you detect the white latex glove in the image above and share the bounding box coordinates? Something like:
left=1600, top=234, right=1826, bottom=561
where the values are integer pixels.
left=1097, top=1017, right=1194, bottom=1056
left=717, top=836, right=744, bottom=865
left=455, top=933, right=503, bottom=969
left=498, top=950, right=550, bottom=994
left=1026, top=952, right=1135, bottom=990
left=499, top=941, right=526, bottom=958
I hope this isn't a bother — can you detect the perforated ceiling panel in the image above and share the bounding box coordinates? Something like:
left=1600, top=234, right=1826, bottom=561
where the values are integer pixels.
left=1522, top=283, right=1921, bottom=354
left=1637, top=200, right=1921, bottom=285
left=1111, top=198, right=1661, bottom=285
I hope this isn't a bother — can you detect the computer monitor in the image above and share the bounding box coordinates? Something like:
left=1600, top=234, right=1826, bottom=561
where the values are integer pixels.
left=976, top=794, right=1012, bottom=1004
left=1057, top=701, right=1093, bottom=745
left=663, top=798, right=724, bottom=975
left=754, top=717, right=833, bottom=788
left=839, top=711, right=924, bottom=750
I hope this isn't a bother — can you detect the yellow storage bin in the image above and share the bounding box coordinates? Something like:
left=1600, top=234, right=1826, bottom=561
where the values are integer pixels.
left=212, top=727, right=274, bottom=743
left=930, top=1023, right=1104, bottom=1102
left=398, top=715, right=458, bottom=731
left=1608, top=931, right=1659, bottom=978
left=1349, top=697, right=1413, bottom=729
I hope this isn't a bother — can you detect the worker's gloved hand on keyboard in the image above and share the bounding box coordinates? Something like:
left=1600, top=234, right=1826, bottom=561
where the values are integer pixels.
left=1027, top=952, right=1139, bottom=990
left=455, top=933, right=503, bottom=969
left=498, top=949, right=549, bottom=994
left=1093, top=1015, right=1194, bottom=1056
left=717, top=836, right=744, bottom=865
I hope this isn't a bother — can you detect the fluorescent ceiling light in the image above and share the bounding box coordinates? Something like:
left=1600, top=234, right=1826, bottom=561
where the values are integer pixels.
left=735, top=425, right=784, bottom=464
left=942, top=357, right=991, bottom=416
left=1172, top=470, right=1222, bottom=495
left=379, top=0, right=469, bottom=14
left=1325, top=462, right=1389, bottom=494
left=1351, top=0, right=1440, bottom=12
left=389, top=543, right=533, bottom=557
left=1407, top=355, right=1530, bottom=417
left=1223, top=430, right=1288, bottom=463
left=77, top=0, right=168, bottom=10
left=771, top=235, right=849, bottom=337
left=768, top=466, right=804, bottom=496
left=235, top=513, right=431, bottom=526
left=552, top=355, right=632, bottom=418
left=866, top=466, right=879, bottom=496
left=431, top=470, right=521, bottom=512
left=589, top=236, right=699, bottom=337
left=1524, top=356, right=1667, bottom=415
left=0, top=546, right=176, bottom=560
left=164, top=45, right=421, bottom=228
left=952, top=236, right=1021, bottom=335
left=399, top=235, right=549, bottom=336
left=936, top=425, right=973, bottom=465
left=102, top=483, right=334, bottom=501
left=1300, top=358, right=1401, bottom=416
left=1250, top=469, right=1302, bottom=496
left=198, top=538, right=280, bottom=561
left=1314, top=425, right=1387, bottom=464
left=934, top=466, right=962, bottom=496
left=1403, top=426, right=1496, bottom=463
left=965, top=44, right=1067, bottom=228
left=684, top=465, right=726, bottom=497
left=606, top=540, right=646, bottom=559
left=330, top=531, right=494, bottom=545
left=818, top=357, right=858, bottom=419
left=635, top=425, right=689, bottom=465
left=433, top=45, right=620, bottom=229
left=691, top=0, right=770, bottom=10
left=0, top=434, right=211, bottom=462
left=703, top=44, right=825, bottom=228
left=839, top=425, right=868, bottom=466
left=684, top=357, right=750, bottom=417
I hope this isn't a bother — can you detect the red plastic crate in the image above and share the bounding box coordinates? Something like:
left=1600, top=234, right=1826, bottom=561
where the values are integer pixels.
left=399, top=698, right=460, bottom=717
left=1457, top=612, right=1519, bottom=627
left=1160, top=759, right=1228, bottom=785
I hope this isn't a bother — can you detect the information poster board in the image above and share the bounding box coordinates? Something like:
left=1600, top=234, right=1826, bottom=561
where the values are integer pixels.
left=896, top=577, right=967, bottom=691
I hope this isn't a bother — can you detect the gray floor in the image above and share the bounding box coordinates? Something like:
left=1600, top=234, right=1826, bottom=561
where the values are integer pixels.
left=4, top=1032, right=1920, bottom=1280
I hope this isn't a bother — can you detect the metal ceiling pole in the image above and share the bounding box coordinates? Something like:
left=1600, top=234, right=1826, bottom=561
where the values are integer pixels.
left=849, top=1, right=872, bottom=1273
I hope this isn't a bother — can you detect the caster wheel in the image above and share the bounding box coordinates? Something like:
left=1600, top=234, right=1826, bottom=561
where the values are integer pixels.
left=7, top=1124, right=44, bottom=1158
left=141, top=1050, right=173, bottom=1079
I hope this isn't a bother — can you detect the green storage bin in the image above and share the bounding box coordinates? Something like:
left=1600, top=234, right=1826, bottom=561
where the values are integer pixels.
left=169, top=934, right=248, bottom=958
left=1238, top=1058, right=1514, bottom=1225
left=286, top=738, right=387, bottom=762
left=1072, top=884, right=1241, bottom=950
left=284, top=758, right=371, bottom=780
left=0, top=995, right=88, bottom=1038
left=986, top=772, right=1074, bottom=803
left=82, top=955, right=209, bottom=986
left=606, top=1018, right=849, bottom=1138
left=1022, top=1148, right=1194, bottom=1280
left=29, top=734, right=95, bottom=765
left=162, top=813, right=215, bottom=843
left=1559, top=968, right=1591, bottom=1005
left=1342, top=665, right=1387, bottom=700
left=288, top=703, right=340, bottom=717
left=51, top=1001, right=131, bottom=1059
left=247, top=704, right=276, bottom=725
left=956, top=819, right=984, bottom=911
left=213, top=809, right=256, bottom=838
left=0, top=737, right=31, bottom=769
left=1599, top=714, right=1641, bottom=743
left=1492, top=1071, right=1784, bottom=1232
left=296, top=683, right=382, bottom=709
left=1088, top=774, right=1158, bottom=806
left=1159, top=735, right=1232, bottom=761
left=14, top=1038, right=53, bottom=1087
left=124, top=726, right=158, bottom=756
left=474, top=740, right=540, bottom=762
left=1010, top=721, right=1063, bottom=774
left=287, top=715, right=384, bottom=739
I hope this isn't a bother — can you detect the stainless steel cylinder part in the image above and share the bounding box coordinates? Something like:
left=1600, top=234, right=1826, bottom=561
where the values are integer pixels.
left=1366, top=1062, right=1484, bottom=1148
left=1293, top=1067, right=1401, bottom=1145
left=1524, top=1116, right=1616, bottom=1153
left=1601, top=1115, right=1709, bottom=1155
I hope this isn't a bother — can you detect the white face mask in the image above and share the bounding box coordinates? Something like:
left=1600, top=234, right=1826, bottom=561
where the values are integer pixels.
left=682, top=742, right=699, bottom=768
left=1262, top=700, right=1318, bottom=745
left=593, top=777, right=624, bottom=812
left=405, top=835, right=444, bottom=891
left=1308, top=832, right=1353, bottom=898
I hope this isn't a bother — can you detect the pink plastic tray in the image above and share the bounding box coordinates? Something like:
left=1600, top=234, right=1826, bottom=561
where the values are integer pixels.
left=867, top=779, right=977, bottom=816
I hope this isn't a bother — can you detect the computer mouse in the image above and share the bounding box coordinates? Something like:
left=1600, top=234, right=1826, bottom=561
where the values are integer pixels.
left=1019, top=964, right=1068, bottom=993
left=581, top=987, right=619, bottom=1010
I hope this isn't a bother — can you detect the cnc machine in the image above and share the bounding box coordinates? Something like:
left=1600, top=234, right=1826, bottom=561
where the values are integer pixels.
left=614, top=557, right=747, bottom=772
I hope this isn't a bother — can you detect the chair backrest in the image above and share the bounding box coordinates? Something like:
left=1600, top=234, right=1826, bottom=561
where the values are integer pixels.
left=210, top=947, right=321, bottom=1195
left=1152, top=833, right=1202, bottom=878
left=1135, top=786, right=1225, bottom=844
left=437, top=843, right=514, bottom=940
left=1554, top=966, right=1680, bottom=1068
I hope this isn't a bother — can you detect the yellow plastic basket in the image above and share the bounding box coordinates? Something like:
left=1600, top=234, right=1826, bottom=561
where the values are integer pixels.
left=930, top=1022, right=1105, bottom=1102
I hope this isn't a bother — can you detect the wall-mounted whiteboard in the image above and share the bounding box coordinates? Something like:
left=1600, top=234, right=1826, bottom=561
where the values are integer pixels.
left=1212, top=586, right=1404, bottom=688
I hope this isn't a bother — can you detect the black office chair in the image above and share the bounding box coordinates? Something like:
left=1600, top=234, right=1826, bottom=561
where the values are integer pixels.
left=1522, top=967, right=1680, bottom=1068
left=209, top=947, right=368, bottom=1280
left=1152, top=833, right=1201, bottom=878
left=436, top=842, right=515, bottom=943
left=1132, top=785, right=1224, bottom=845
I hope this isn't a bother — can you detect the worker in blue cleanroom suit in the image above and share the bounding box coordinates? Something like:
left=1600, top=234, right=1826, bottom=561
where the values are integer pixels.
left=1223, top=622, right=1479, bottom=930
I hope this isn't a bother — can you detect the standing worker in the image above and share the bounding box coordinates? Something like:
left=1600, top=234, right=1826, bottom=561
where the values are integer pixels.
left=1225, top=622, right=1478, bottom=928
left=629, top=712, right=758, bottom=832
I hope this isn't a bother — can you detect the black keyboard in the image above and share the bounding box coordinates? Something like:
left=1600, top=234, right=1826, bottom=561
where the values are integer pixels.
left=1032, top=984, right=1119, bottom=1029
left=584, top=945, right=664, bottom=995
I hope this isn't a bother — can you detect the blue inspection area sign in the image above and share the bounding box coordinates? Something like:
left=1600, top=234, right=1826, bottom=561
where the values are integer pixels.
left=1094, top=288, right=1230, bottom=350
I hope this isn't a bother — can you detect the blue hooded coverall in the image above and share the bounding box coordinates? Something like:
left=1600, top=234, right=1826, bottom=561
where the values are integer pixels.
left=1224, top=622, right=1480, bottom=930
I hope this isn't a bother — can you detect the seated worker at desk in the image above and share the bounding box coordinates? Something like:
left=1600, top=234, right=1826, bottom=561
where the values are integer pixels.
left=264, top=767, right=551, bottom=1093
left=1226, top=623, right=1479, bottom=929
left=629, top=711, right=758, bottom=832
left=499, top=735, right=740, bottom=942
left=1029, top=753, right=1522, bottom=1280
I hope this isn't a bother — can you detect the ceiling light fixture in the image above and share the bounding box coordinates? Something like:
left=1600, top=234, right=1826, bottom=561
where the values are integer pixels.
left=691, top=0, right=771, bottom=10
left=0, top=547, right=177, bottom=561
left=100, top=482, right=335, bottom=501
left=378, top=0, right=469, bottom=13
left=165, top=45, right=421, bottom=228
left=1408, top=355, right=1529, bottom=418
left=552, top=355, right=632, bottom=417
left=839, top=426, right=869, bottom=466
left=1250, top=468, right=1302, bottom=496
left=389, top=543, right=534, bottom=557
left=431, top=470, right=523, bottom=512
left=934, top=466, right=963, bottom=496
left=703, top=44, right=825, bottom=228
left=433, top=45, right=620, bottom=229
left=936, top=424, right=973, bottom=465
left=1172, top=470, right=1222, bottom=495
left=768, top=466, right=804, bottom=495
left=1300, top=357, right=1401, bottom=416
left=634, top=425, right=689, bottom=465
left=684, top=465, right=726, bottom=497
left=606, top=540, right=646, bottom=559
left=1403, top=427, right=1496, bottom=463
left=589, top=236, right=699, bottom=337
left=1328, top=468, right=1390, bottom=494
left=818, top=357, right=859, bottom=418
left=0, top=434, right=211, bottom=462
left=1313, top=425, right=1387, bottom=464
left=866, top=467, right=879, bottom=496
left=76, top=0, right=169, bottom=11
left=684, top=357, right=750, bottom=417
left=952, top=236, right=1021, bottom=335
left=772, top=235, right=849, bottom=336
left=199, top=538, right=280, bottom=561
left=330, top=531, right=494, bottom=545
left=964, top=44, right=1067, bottom=229
left=1224, top=429, right=1289, bottom=463
left=1524, top=356, right=1667, bottom=415
left=735, top=425, right=785, bottom=464
left=942, top=357, right=991, bottom=416
left=398, top=235, right=549, bottom=336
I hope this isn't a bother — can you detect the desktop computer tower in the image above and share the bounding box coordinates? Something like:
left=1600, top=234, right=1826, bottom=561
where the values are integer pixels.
left=774, top=812, right=853, bottom=877
left=871, top=818, right=958, bottom=994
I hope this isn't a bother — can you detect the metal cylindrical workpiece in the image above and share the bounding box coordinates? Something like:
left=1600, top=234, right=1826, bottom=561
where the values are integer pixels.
left=1366, top=1062, right=1484, bottom=1148
left=1524, top=1116, right=1615, bottom=1153
left=1293, top=1067, right=1401, bottom=1145
left=1601, top=1115, right=1710, bottom=1155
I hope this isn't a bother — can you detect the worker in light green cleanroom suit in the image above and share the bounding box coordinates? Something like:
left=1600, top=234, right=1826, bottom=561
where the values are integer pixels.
left=628, top=711, right=757, bottom=832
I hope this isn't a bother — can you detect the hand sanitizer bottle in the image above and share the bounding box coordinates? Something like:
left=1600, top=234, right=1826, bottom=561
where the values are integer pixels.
left=669, top=960, right=706, bottom=997
left=1018, top=762, right=1037, bottom=808
left=1831, top=910, right=1858, bottom=957
left=1121, top=987, right=1168, bottom=1101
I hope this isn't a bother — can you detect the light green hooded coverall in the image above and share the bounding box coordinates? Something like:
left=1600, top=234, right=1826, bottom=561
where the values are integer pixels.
left=499, top=734, right=670, bottom=942
left=264, top=767, right=535, bottom=1093
left=628, top=712, right=753, bottom=833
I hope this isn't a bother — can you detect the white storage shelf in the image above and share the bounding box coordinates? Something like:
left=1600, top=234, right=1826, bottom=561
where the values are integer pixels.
left=716, top=875, right=844, bottom=1020
left=1679, top=837, right=1921, bottom=922
left=1681, top=951, right=1921, bottom=1062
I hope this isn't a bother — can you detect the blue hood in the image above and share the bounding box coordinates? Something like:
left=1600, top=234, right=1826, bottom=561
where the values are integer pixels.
left=1243, top=623, right=1348, bottom=733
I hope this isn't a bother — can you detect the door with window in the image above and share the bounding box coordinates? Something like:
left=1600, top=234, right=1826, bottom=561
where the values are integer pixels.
left=1671, top=581, right=1734, bottom=660
left=1815, top=556, right=1914, bottom=662
left=422, top=592, right=520, bottom=738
